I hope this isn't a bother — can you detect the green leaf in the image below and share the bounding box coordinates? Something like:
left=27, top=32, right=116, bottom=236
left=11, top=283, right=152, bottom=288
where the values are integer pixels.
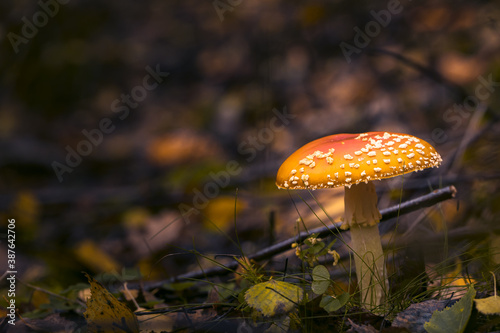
left=311, top=265, right=330, bottom=295
left=244, top=280, right=303, bottom=317
left=424, top=285, right=476, bottom=333
left=326, top=239, right=337, bottom=249
left=319, top=293, right=350, bottom=313
left=309, top=242, right=326, bottom=255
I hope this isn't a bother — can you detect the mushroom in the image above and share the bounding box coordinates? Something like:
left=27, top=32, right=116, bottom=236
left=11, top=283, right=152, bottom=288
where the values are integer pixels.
left=276, top=132, right=442, bottom=309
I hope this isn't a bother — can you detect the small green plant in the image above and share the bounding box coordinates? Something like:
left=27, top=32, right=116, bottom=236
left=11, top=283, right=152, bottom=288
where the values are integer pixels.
left=292, top=234, right=351, bottom=316
left=292, top=234, right=339, bottom=267
left=312, top=264, right=350, bottom=313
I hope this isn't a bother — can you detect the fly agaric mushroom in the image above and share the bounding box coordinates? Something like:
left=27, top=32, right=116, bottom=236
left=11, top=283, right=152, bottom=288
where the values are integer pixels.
left=276, top=132, right=442, bottom=309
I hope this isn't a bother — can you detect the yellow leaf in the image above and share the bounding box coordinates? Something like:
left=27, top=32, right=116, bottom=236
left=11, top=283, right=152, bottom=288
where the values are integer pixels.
left=31, top=290, right=50, bottom=308
left=426, top=200, right=460, bottom=232
left=83, top=273, right=140, bottom=333
left=475, top=296, right=500, bottom=315
left=203, top=196, right=245, bottom=232
left=122, top=207, right=150, bottom=228
left=75, top=240, right=120, bottom=273
left=475, top=272, right=500, bottom=315
left=245, top=280, right=303, bottom=317
left=428, top=260, right=476, bottom=299
left=11, top=191, right=40, bottom=237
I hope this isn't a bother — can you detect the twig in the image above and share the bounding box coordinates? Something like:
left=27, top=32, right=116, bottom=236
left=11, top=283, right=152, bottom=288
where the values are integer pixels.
left=135, top=303, right=234, bottom=316
left=144, top=186, right=456, bottom=290
left=366, top=48, right=464, bottom=97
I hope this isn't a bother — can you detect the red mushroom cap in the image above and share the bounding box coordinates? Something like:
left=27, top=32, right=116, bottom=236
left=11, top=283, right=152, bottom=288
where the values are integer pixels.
left=276, top=132, right=442, bottom=190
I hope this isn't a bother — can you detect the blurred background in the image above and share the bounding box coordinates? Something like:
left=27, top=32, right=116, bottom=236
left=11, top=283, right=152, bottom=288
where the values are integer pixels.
left=0, top=0, right=500, bottom=315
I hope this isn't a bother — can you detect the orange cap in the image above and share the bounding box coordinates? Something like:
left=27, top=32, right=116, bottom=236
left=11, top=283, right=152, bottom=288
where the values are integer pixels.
left=276, top=132, right=442, bottom=190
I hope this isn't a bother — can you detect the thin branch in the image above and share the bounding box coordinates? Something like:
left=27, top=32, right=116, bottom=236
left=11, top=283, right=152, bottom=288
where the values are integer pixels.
left=366, top=48, right=464, bottom=97
left=143, top=186, right=456, bottom=290
left=136, top=303, right=234, bottom=316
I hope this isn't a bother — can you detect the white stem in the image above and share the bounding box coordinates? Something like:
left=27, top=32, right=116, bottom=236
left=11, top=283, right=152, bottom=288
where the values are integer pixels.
left=350, top=224, right=387, bottom=308
left=344, top=182, right=388, bottom=310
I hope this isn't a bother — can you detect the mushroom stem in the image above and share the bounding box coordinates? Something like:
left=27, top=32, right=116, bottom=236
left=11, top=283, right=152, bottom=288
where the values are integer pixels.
left=344, top=182, right=388, bottom=309
left=350, top=224, right=387, bottom=308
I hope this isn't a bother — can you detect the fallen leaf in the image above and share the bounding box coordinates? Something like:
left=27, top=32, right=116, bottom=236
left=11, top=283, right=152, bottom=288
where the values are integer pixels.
left=75, top=240, right=120, bottom=273
left=424, top=285, right=475, bottom=333
left=10, top=191, right=40, bottom=239
left=393, top=300, right=452, bottom=333
left=203, top=196, right=246, bottom=232
left=83, top=273, right=140, bottom=333
left=31, top=289, right=50, bottom=309
left=245, top=279, right=303, bottom=317
left=475, top=296, right=500, bottom=315
left=474, top=271, right=500, bottom=315
left=427, top=260, right=476, bottom=299
left=122, top=207, right=150, bottom=228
